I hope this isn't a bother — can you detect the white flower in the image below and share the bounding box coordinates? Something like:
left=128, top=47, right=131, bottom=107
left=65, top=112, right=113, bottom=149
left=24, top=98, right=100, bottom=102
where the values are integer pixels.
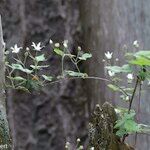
left=77, top=138, right=81, bottom=142
left=31, top=42, right=43, bottom=51
left=90, top=147, right=95, bottom=150
left=63, top=40, right=68, bottom=48
left=49, top=39, right=53, bottom=44
left=26, top=47, right=30, bottom=51
left=127, top=73, right=134, bottom=80
left=133, top=40, right=139, bottom=48
left=125, top=96, right=130, bottom=101
left=54, top=43, right=60, bottom=47
left=79, top=146, right=84, bottom=149
left=78, top=46, right=81, bottom=51
left=11, top=44, right=22, bottom=53
left=108, top=70, right=115, bottom=77
left=115, top=58, right=119, bottom=61
left=105, top=51, right=113, bottom=59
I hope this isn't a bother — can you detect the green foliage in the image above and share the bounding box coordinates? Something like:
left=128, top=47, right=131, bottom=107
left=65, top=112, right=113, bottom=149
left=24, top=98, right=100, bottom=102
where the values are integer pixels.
left=35, top=54, right=46, bottom=62
left=42, top=75, right=53, bottom=81
left=6, top=41, right=150, bottom=147
left=78, top=53, right=92, bottom=60
left=6, top=41, right=92, bottom=92
left=114, top=111, right=140, bottom=137
left=106, top=64, right=132, bottom=73
left=54, top=48, right=64, bottom=56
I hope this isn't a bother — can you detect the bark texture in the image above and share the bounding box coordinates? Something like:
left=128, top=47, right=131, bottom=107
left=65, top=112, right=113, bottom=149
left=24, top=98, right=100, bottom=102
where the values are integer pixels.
left=89, top=102, right=134, bottom=150
left=0, top=16, right=11, bottom=149
left=1, top=1, right=88, bottom=150
left=0, top=0, right=150, bottom=150
left=80, top=0, right=150, bottom=149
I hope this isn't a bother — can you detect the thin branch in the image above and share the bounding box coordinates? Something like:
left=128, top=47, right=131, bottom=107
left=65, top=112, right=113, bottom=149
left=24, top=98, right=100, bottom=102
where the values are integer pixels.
left=128, top=77, right=139, bottom=113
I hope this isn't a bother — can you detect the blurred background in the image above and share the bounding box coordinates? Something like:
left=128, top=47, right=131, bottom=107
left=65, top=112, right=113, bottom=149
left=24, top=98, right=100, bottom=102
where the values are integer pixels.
left=0, top=0, right=150, bottom=149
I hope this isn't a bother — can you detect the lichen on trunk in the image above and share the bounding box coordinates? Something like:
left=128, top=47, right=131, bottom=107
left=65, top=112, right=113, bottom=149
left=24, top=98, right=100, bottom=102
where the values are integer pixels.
left=88, top=102, right=134, bottom=150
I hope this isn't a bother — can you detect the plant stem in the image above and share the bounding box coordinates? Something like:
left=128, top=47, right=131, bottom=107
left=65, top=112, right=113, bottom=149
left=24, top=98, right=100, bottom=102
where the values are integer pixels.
left=122, top=77, right=139, bottom=143
left=134, top=80, right=142, bottom=147
left=61, top=55, right=65, bottom=77
left=128, top=77, right=139, bottom=113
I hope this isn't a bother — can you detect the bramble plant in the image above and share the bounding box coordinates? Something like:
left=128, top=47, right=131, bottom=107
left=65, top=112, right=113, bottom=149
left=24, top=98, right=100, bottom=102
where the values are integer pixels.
left=104, top=41, right=150, bottom=142
left=5, top=39, right=150, bottom=148
left=5, top=40, right=92, bottom=92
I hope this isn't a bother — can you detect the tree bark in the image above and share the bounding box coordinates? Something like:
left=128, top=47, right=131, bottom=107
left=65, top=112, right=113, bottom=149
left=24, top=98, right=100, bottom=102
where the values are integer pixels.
left=0, top=15, right=11, bottom=149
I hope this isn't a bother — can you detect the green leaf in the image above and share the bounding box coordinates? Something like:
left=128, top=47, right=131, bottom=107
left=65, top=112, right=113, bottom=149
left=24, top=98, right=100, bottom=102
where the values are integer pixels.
left=116, top=128, right=127, bottom=137
left=129, top=51, right=150, bottom=66
left=9, top=64, right=33, bottom=74
left=106, top=64, right=132, bottom=73
left=130, top=56, right=150, bottom=66
left=124, top=120, right=140, bottom=133
left=78, top=53, right=92, bottom=60
left=42, top=75, right=53, bottom=81
left=30, top=65, right=49, bottom=70
left=7, top=76, right=26, bottom=81
left=65, top=70, right=88, bottom=77
left=134, top=51, right=150, bottom=59
left=35, top=54, right=46, bottom=62
left=54, top=48, right=64, bottom=56
left=11, top=64, right=24, bottom=70
left=11, top=64, right=33, bottom=74
left=15, top=86, right=30, bottom=93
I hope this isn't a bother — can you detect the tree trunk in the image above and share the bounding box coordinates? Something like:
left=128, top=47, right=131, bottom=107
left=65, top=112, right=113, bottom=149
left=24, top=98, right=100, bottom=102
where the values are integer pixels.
left=1, top=1, right=88, bottom=150
left=80, top=0, right=150, bottom=149
left=0, top=15, right=11, bottom=149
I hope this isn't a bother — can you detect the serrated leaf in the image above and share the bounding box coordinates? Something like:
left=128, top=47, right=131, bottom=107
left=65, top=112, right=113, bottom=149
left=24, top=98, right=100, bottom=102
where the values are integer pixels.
left=79, top=53, right=92, bottom=60
left=11, top=63, right=24, bottom=70
left=54, top=48, right=64, bottom=56
left=129, top=51, right=150, bottom=66
left=124, top=120, right=140, bottom=133
left=11, top=64, right=33, bottom=74
left=35, top=54, right=46, bottom=62
left=42, top=75, right=53, bottom=81
left=106, top=64, right=132, bottom=73
left=134, top=51, right=150, bottom=59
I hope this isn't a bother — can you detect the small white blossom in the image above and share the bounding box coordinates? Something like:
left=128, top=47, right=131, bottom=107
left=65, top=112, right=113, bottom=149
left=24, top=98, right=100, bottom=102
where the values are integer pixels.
left=90, top=147, right=95, bottom=150
left=127, top=73, right=134, bottom=80
left=133, top=40, right=139, bottom=48
left=102, top=59, right=105, bottom=62
left=26, top=47, right=30, bottom=51
left=105, top=51, right=113, bottom=59
left=115, top=108, right=121, bottom=114
left=108, top=70, right=115, bottom=77
left=125, top=96, right=130, bottom=101
left=31, top=42, right=43, bottom=51
left=11, top=44, right=22, bottom=53
left=55, top=43, right=60, bottom=47
left=49, top=39, right=53, bottom=44
left=115, top=58, right=119, bottom=61
left=79, top=145, right=84, bottom=149
left=63, top=40, right=68, bottom=48
left=78, top=46, right=81, bottom=51
left=77, top=138, right=81, bottom=142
